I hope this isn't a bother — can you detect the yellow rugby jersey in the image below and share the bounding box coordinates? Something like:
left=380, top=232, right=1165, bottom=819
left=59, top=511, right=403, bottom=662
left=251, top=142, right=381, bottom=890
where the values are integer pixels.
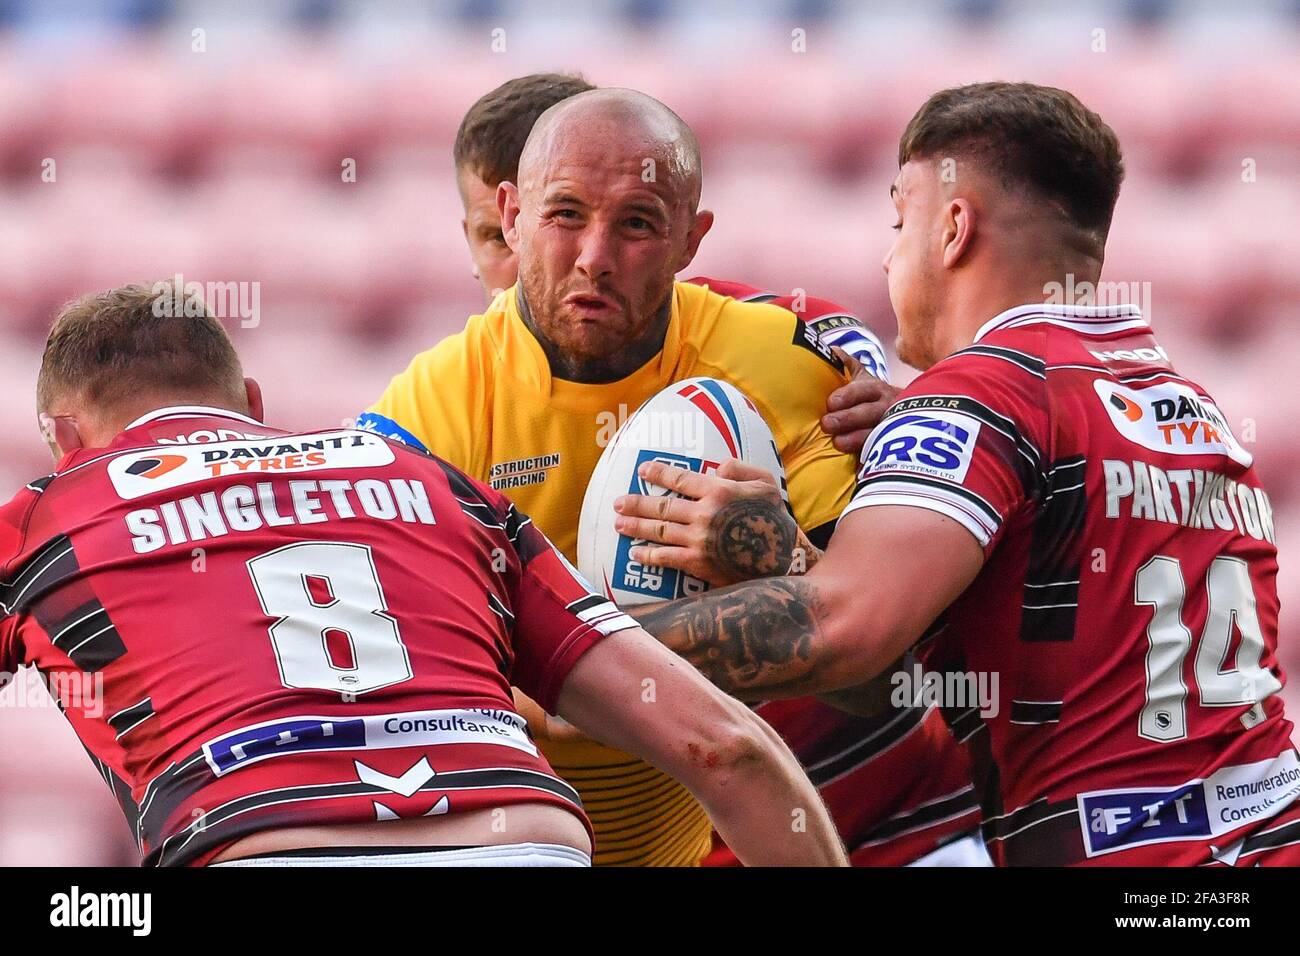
left=360, top=280, right=857, bottom=866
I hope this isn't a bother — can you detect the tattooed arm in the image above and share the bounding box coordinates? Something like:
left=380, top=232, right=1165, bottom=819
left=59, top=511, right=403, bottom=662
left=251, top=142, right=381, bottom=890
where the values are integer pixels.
left=625, top=471, right=986, bottom=701
left=630, top=576, right=829, bottom=700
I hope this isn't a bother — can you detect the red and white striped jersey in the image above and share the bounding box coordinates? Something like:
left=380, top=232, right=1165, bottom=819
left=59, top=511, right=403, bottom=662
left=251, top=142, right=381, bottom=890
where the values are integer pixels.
left=846, top=302, right=1298, bottom=865
left=688, top=277, right=983, bottom=866
left=0, top=408, right=637, bottom=866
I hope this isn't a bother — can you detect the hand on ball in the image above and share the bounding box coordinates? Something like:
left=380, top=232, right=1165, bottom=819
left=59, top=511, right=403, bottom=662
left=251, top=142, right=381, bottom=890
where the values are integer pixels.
left=613, top=458, right=801, bottom=587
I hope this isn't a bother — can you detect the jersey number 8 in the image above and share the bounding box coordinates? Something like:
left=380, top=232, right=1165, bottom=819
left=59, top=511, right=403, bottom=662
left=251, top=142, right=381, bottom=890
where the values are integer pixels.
left=247, top=541, right=413, bottom=696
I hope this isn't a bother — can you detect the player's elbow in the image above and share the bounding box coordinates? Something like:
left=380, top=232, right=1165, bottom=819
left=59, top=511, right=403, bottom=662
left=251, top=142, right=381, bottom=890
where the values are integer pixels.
left=674, top=700, right=770, bottom=795
left=807, top=577, right=912, bottom=692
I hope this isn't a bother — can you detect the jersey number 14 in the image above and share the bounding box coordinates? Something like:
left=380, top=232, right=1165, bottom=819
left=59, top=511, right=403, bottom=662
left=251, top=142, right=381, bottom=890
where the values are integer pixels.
left=1136, top=554, right=1280, bottom=743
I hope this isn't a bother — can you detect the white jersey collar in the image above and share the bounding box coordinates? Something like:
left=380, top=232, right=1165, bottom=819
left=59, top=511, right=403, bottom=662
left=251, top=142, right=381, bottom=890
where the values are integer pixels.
left=124, top=405, right=265, bottom=430
left=973, top=301, right=1148, bottom=344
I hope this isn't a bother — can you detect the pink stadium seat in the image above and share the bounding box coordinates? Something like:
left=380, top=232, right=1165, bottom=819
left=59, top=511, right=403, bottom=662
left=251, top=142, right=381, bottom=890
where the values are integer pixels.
left=40, top=42, right=197, bottom=172
left=208, top=41, right=362, bottom=160
left=1200, top=51, right=1300, bottom=150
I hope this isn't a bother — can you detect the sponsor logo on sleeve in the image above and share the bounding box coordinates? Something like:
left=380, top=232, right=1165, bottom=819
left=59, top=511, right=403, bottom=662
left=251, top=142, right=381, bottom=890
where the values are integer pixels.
left=862, top=410, right=982, bottom=483
left=805, top=315, right=890, bottom=380
left=355, top=411, right=429, bottom=453
left=1094, top=380, right=1252, bottom=467
left=792, top=317, right=840, bottom=368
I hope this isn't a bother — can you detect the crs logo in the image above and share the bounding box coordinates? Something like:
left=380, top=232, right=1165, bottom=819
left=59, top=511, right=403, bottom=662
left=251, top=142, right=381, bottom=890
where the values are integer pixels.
left=862, top=410, right=982, bottom=483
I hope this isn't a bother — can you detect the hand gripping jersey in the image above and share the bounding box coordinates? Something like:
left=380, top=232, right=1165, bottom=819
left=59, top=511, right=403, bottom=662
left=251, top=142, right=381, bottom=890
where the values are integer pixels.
left=0, top=408, right=638, bottom=866
left=846, top=303, right=1299, bottom=866
left=361, top=278, right=980, bottom=866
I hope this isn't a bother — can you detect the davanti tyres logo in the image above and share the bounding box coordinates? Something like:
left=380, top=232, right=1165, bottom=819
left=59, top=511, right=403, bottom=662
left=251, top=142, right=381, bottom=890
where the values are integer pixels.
left=1106, top=392, right=1144, bottom=422
left=1094, top=380, right=1252, bottom=466
left=122, top=455, right=188, bottom=480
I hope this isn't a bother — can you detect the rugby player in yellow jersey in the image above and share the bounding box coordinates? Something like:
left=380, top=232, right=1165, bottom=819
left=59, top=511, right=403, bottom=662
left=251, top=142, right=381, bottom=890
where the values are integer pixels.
left=360, top=84, right=982, bottom=866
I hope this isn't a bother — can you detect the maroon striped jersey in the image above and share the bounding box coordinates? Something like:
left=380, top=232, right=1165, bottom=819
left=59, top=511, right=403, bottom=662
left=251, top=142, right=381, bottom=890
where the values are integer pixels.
left=846, top=302, right=1298, bottom=865
left=0, top=407, right=637, bottom=866
left=688, top=276, right=983, bottom=866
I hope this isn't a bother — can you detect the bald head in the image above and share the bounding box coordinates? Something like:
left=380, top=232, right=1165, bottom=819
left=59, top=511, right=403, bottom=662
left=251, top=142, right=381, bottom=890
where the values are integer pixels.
left=518, top=88, right=702, bottom=213
left=497, top=87, right=715, bottom=384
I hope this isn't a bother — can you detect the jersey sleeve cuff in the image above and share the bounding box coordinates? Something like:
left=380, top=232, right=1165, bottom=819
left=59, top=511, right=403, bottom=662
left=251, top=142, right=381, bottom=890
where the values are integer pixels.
left=840, top=489, right=995, bottom=551
left=535, top=605, right=639, bottom=713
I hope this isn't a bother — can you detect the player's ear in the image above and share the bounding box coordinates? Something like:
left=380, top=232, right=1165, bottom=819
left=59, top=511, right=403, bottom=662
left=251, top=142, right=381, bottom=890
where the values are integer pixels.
left=244, top=377, right=265, bottom=423
left=675, top=208, right=715, bottom=272
left=498, top=181, right=522, bottom=253
left=942, top=198, right=975, bottom=269
left=39, top=412, right=83, bottom=461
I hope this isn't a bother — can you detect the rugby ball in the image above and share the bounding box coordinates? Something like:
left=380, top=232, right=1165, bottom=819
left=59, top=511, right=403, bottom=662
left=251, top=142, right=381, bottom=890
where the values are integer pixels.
left=578, top=377, right=787, bottom=606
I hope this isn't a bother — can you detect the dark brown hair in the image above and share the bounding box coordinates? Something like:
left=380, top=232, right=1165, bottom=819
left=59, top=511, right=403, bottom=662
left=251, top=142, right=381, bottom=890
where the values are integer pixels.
left=899, top=81, right=1125, bottom=235
left=37, top=282, right=245, bottom=414
left=454, top=72, right=596, bottom=187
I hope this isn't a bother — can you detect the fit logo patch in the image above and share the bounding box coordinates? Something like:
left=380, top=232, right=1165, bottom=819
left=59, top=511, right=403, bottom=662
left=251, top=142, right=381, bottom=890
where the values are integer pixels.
left=1078, top=752, right=1300, bottom=857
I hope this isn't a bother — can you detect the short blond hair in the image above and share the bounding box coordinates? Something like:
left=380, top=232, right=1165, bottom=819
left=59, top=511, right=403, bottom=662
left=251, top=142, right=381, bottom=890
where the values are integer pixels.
left=37, top=281, right=246, bottom=415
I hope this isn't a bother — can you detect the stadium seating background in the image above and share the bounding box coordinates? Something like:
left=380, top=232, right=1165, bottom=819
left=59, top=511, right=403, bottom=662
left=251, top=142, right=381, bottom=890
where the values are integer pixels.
left=1, top=1, right=1298, bottom=864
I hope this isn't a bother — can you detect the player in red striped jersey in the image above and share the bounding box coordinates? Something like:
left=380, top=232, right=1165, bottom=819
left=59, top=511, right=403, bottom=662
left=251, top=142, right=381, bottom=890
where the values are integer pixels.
left=444, top=74, right=986, bottom=866
left=0, top=283, right=845, bottom=867
left=620, top=81, right=1300, bottom=865
left=675, top=276, right=984, bottom=867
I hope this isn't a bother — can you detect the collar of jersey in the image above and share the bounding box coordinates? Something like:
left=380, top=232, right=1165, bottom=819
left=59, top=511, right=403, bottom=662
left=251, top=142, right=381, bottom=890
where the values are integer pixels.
left=501, top=283, right=685, bottom=399
left=973, top=301, right=1147, bottom=343
left=124, top=405, right=266, bottom=430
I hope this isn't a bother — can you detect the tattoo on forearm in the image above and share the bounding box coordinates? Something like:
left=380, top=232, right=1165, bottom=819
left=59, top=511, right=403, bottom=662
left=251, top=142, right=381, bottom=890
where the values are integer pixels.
left=707, top=497, right=797, bottom=582
left=634, top=577, right=823, bottom=698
